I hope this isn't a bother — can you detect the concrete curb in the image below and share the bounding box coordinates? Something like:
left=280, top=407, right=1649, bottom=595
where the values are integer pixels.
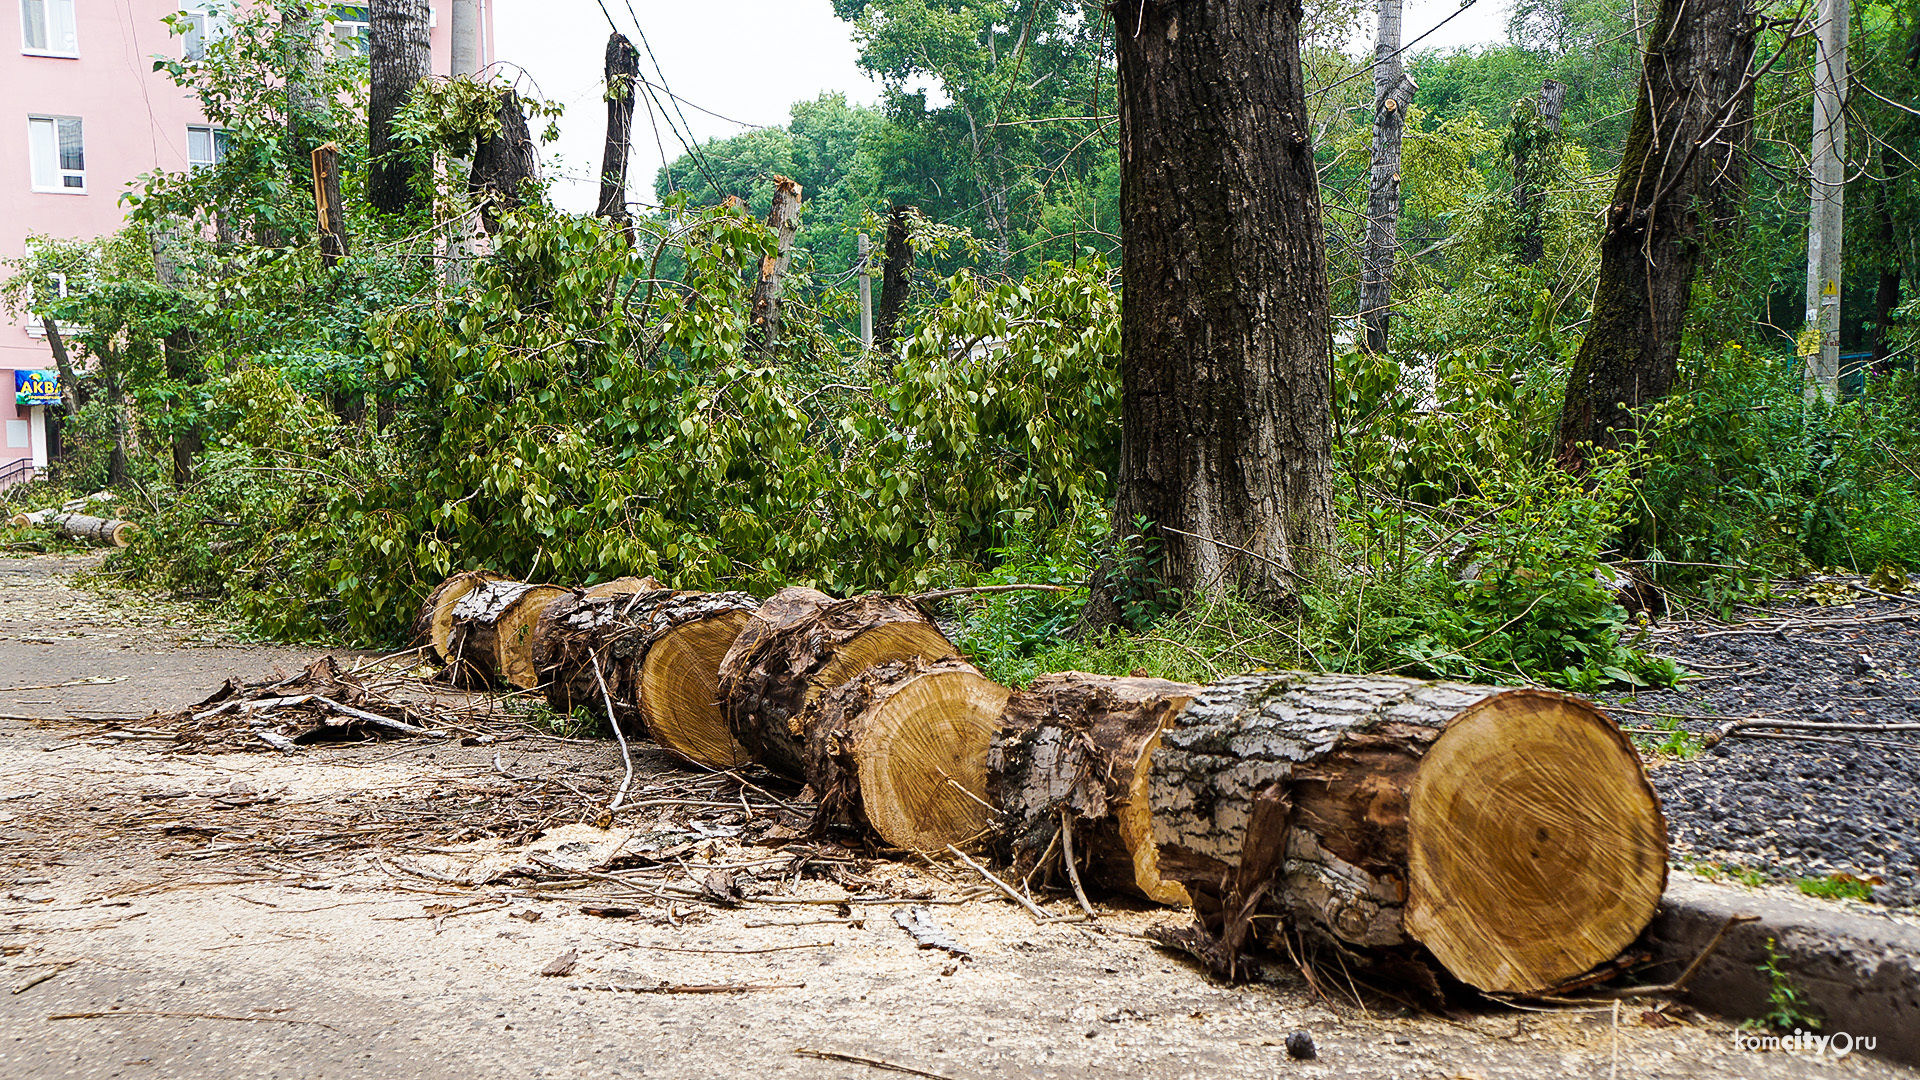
left=1641, top=876, right=1920, bottom=1066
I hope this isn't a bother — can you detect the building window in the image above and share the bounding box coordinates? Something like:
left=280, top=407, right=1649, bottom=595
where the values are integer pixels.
left=27, top=116, right=84, bottom=192
left=179, top=7, right=228, bottom=62
left=187, top=125, right=229, bottom=169
left=331, top=4, right=369, bottom=55
left=20, top=0, right=78, bottom=56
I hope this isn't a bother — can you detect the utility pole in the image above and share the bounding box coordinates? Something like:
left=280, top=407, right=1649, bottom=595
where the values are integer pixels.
left=450, top=0, right=479, bottom=76
left=1359, top=0, right=1416, bottom=354
left=858, top=233, right=873, bottom=348
left=1803, top=0, right=1848, bottom=403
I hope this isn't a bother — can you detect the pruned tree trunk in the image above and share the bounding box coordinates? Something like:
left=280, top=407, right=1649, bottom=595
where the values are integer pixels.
left=534, top=588, right=757, bottom=769
left=1145, top=672, right=1667, bottom=994
left=40, top=317, right=83, bottom=415
left=746, top=176, right=803, bottom=351
left=874, top=204, right=916, bottom=356
left=469, top=89, right=539, bottom=235
left=1359, top=0, right=1415, bottom=353
left=1513, top=79, right=1566, bottom=267
left=47, top=513, right=138, bottom=547
left=805, top=657, right=1011, bottom=850
left=717, top=587, right=958, bottom=779
left=1802, top=0, right=1849, bottom=403
left=286, top=3, right=329, bottom=164
left=413, top=569, right=506, bottom=661
left=596, top=33, right=640, bottom=224
left=311, top=143, right=350, bottom=266
left=368, top=0, right=432, bottom=216
left=989, top=672, right=1198, bottom=904
left=1081, top=0, right=1334, bottom=631
left=445, top=579, right=571, bottom=688
left=449, top=0, right=479, bottom=76
left=1553, top=0, right=1756, bottom=468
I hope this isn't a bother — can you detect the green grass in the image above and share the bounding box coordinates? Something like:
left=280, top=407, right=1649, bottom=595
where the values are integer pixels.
left=1693, top=861, right=1769, bottom=888
left=1795, top=875, right=1875, bottom=901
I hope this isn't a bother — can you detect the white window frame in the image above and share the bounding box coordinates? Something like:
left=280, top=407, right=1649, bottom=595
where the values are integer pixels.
left=179, top=7, right=229, bottom=62
left=27, top=115, right=86, bottom=193
left=186, top=124, right=229, bottom=169
left=19, top=0, right=79, bottom=57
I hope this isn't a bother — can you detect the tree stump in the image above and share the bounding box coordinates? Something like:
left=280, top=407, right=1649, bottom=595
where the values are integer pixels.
left=534, top=589, right=758, bottom=768
left=717, top=587, right=958, bottom=778
left=989, top=672, right=1199, bottom=905
left=805, top=657, right=1011, bottom=851
left=445, top=579, right=571, bottom=689
left=1148, top=672, right=1666, bottom=994
left=413, top=570, right=505, bottom=661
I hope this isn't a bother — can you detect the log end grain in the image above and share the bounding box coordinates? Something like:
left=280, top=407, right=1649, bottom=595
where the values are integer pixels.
left=639, top=607, right=754, bottom=769
left=1403, top=690, right=1668, bottom=994
left=581, top=575, right=666, bottom=597
left=495, top=585, right=573, bottom=689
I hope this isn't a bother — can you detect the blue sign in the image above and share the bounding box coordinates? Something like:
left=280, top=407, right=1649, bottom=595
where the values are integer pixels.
left=15, top=369, right=59, bottom=406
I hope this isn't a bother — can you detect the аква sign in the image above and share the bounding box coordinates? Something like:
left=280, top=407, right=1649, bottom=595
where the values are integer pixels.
left=15, top=369, right=59, bottom=406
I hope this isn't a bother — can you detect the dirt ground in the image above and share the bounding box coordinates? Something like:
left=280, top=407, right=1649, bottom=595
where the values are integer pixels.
left=2, top=554, right=1915, bottom=1080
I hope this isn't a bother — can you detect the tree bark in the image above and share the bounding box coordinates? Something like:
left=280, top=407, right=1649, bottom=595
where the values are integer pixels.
left=286, top=3, right=329, bottom=165
left=874, top=205, right=916, bottom=356
left=596, top=33, right=640, bottom=224
left=1359, top=0, right=1415, bottom=353
left=1802, top=0, right=1849, bottom=403
left=1513, top=79, right=1566, bottom=267
left=717, top=586, right=958, bottom=779
left=1080, top=0, right=1335, bottom=631
left=444, top=579, right=572, bottom=688
left=311, top=143, right=350, bottom=266
left=40, top=317, right=84, bottom=415
left=468, top=90, right=539, bottom=235
left=47, top=513, right=138, bottom=546
left=1553, top=0, right=1756, bottom=468
left=989, top=672, right=1198, bottom=903
left=368, top=0, right=432, bottom=215
left=1872, top=170, right=1900, bottom=368
left=449, top=0, right=479, bottom=76
left=413, top=569, right=506, bottom=660
left=1145, top=672, right=1667, bottom=994
left=805, top=657, right=1011, bottom=850
left=746, top=176, right=803, bottom=352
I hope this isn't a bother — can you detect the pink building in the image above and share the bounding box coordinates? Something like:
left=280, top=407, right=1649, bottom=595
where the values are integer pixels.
left=3, top=0, right=491, bottom=489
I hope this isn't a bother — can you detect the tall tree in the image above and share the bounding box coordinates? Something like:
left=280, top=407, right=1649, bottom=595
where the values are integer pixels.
left=1553, top=0, right=1757, bottom=469
left=1359, top=0, right=1415, bottom=352
left=368, top=0, right=432, bottom=215
left=1079, top=0, right=1334, bottom=630
left=1802, top=0, right=1849, bottom=402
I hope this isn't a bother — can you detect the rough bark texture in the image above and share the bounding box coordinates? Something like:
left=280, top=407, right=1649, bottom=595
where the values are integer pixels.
left=1553, top=0, right=1756, bottom=468
left=535, top=588, right=680, bottom=729
left=805, top=657, right=1011, bottom=850
left=595, top=33, right=640, bottom=223
left=874, top=205, right=916, bottom=356
left=368, top=0, right=431, bottom=215
left=1802, top=0, right=1849, bottom=403
left=413, top=570, right=505, bottom=660
left=469, top=90, right=540, bottom=235
left=311, top=143, right=350, bottom=266
left=988, top=672, right=1198, bottom=903
left=444, top=580, right=570, bottom=689
left=746, top=176, right=803, bottom=351
left=47, top=513, right=138, bottom=547
left=1513, top=79, right=1566, bottom=267
left=1082, top=0, right=1334, bottom=630
left=1147, top=672, right=1667, bottom=994
left=1359, top=0, right=1414, bottom=353
left=717, top=587, right=958, bottom=779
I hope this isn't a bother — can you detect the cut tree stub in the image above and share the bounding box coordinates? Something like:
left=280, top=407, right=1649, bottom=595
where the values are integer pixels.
left=990, top=672, right=1198, bottom=905
left=445, top=580, right=570, bottom=689
left=414, top=570, right=505, bottom=661
left=535, top=588, right=680, bottom=725
left=634, top=593, right=758, bottom=768
left=806, top=657, right=1012, bottom=851
left=1150, top=672, right=1665, bottom=994
left=718, top=587, right=959, bottom=779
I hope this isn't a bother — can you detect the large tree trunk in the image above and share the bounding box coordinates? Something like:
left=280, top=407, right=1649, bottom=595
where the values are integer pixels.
left=368, top=0, right=432, bottom=215
left=989, top=672, right=1198, bottom=904
left=47, top=513, right=139, bottom=547
left=805, top=657, right=1011, bottom=850
left=1513, top=79, right=1566, bottom=267
left=1359, top=0, right=1415, bottom=353
left=1144, top=672, right=1667, bottom=994
left=596, top=34, right=640, bottom=224
left=1080, top=0, right=1334, bottom=631
left=413, top=569, right=505, bottom=660
left=444, top=580, right=571, bottom=688
left=1553, top=0, right=1756, bottom=468
left=534, top=588, right=757, bottom=769
left=286, top=3, right=329, bottom=165
left=468, top=90, right=539, bottom=234
left=40, top=317, right=84, bottom=415
left=746, top=176, right=803, bottom=352
left=717, top=587, right=958, bottom=779
left=874, top=205, right=916, bottom=356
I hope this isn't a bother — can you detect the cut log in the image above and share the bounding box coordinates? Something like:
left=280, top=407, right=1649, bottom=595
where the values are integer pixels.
left=534, top=588, right=758, bottom=768
left=413, top=570, right=505, bottom=661
left=989, top=672, right=1199, bottom=905
left=805, top=657, right=1011, bottom=851
left=717, top=587, right=958, bottom=778
left=45, top=513, right=139, bottom=547
left=1148, top=672, right=1667, bottom=994
left=582, top=575, right=664, bottom=598
left=445, top=579, right=571, bottom=689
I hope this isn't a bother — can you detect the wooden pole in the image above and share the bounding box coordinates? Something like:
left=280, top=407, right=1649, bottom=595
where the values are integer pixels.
left=1359, top=0, right=1415, bottom=354
left=1804, top=0, right=1849, bottom=403
left=857, top=233, right=873, bottom=348
left=596, top=33, right=640, bottom=225
left=311, top=143, right=349, bottom=267
left=874, top=205, right=915, bottom=356
left=747, top=176, right=803, bottom=352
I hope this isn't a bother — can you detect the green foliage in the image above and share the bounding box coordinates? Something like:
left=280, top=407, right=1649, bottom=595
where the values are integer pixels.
left=1740, top=937, right=1823, bottom=1033
left=1795, top=874, right=1875, bottom=902
left=1694, top=861, right=1770, bottom=888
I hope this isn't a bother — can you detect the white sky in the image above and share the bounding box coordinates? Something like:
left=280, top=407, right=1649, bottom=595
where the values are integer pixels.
left=494, top=0, right=1510, bottom=214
